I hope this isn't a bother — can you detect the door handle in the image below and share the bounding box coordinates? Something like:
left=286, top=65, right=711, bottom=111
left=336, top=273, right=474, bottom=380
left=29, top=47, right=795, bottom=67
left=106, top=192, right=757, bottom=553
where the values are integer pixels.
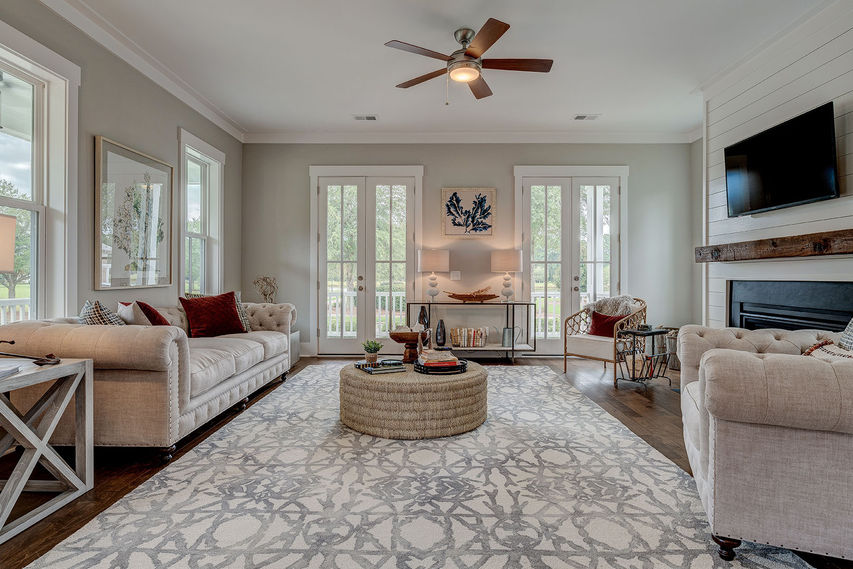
left=573, top=286, right=579, bottom=291
left=573, top=276, right=579, bottom=281
left=358, top=285, right=364, bottom=291
left=357, top=275, right=364, bottom=281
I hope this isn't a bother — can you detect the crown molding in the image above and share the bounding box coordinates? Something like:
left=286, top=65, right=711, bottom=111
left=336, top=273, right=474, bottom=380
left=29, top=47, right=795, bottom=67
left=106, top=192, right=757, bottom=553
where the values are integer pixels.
left=38, top=0, right=247, bottom=141
left=244, top=129, right=698, bottom=145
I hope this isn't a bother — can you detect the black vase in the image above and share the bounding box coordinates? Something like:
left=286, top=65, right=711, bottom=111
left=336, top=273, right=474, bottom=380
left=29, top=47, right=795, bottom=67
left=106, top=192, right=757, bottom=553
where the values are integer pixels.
left=435, top=319, right=446, bottom=346
left=418, top=306, right=429, bottom=328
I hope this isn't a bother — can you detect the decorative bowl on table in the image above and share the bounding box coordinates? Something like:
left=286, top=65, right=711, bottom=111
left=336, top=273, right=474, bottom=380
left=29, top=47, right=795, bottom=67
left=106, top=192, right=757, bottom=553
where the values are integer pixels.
left=445, top=292, right=500, bottom=303
left=388, top=330, right=430, bottom=363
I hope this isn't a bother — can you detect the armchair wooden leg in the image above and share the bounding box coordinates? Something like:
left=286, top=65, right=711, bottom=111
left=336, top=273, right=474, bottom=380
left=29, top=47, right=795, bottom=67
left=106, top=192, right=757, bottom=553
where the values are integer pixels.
left=712, top=535, right=741, bottom=561
left=563, top=355, right=567, bottom=374
left=613, top=364, right=619, bottom=388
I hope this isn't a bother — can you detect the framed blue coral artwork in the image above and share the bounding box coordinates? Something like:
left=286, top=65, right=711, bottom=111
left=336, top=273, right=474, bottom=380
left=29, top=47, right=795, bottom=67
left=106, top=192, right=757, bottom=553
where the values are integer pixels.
left=441, top=187, right=495, bottom=237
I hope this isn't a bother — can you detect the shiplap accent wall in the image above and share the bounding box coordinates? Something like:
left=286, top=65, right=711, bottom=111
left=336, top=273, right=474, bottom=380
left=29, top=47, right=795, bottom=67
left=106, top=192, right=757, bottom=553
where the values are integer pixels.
left=702, top=3, right=853, bottom=328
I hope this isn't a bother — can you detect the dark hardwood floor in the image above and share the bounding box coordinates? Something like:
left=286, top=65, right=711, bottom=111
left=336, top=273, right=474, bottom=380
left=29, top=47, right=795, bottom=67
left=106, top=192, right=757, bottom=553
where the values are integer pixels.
left=0, top=357, right=847, bottom=568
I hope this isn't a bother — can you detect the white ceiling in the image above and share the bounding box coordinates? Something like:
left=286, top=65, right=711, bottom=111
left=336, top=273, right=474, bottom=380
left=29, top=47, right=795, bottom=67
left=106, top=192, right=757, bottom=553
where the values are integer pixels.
left=46, top=0, right=827, bottom=142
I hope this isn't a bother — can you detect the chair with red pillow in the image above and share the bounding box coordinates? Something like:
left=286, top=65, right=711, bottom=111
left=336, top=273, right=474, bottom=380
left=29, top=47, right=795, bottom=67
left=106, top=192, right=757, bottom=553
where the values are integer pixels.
left=563, top=296, right=647, bottom=386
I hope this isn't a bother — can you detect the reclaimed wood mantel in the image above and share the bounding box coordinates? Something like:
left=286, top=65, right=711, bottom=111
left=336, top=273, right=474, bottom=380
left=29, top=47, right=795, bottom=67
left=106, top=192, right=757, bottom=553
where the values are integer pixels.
left=695, top=229, right=853, bottom=262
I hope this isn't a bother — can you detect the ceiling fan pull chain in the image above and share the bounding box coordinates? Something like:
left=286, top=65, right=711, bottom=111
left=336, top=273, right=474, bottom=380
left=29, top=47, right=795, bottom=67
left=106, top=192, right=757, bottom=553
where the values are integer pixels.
left=445, top=71, right=450, bottom=106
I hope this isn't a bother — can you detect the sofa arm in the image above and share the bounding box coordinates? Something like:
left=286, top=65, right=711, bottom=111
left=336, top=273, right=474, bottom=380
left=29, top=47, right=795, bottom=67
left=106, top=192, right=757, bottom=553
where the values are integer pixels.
left=701, top=349, right=853, bottom=434
left=0, top=320, right=188, bottom=371
left=244, top=302, right=296, bottom=334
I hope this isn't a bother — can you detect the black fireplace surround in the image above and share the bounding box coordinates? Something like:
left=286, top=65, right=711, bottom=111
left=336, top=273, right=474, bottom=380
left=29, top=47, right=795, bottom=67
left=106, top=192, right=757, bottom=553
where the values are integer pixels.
left=729, top=280, right=853, bottom=332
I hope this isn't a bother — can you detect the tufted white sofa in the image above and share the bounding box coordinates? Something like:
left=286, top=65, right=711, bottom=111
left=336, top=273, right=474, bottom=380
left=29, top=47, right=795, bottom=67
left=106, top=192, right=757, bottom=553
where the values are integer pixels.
left=2, top=302, right=296, bottom=459
left=677, top=325, right=853, bottom=561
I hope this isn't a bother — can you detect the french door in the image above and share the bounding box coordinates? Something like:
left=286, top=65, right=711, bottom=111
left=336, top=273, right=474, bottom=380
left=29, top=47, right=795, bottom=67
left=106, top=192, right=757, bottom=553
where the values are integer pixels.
left=522, top=177, right=619, bottom=353
left=318, top=177, right=414, bottom=354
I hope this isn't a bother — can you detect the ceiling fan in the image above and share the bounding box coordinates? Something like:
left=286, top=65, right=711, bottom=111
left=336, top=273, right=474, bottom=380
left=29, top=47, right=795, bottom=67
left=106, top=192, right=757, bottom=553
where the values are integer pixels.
left=385, top=18, right=553, bottom=100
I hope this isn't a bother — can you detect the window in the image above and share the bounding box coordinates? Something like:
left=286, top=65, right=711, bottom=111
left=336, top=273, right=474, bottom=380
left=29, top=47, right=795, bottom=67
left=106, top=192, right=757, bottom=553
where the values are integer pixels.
left=180, top=130, right=224, bottom=296
left=0, top=65, right=42, bottom=323
left=0, top=21, right=79, bottom=322
left=578, top=183, right=612, bottom=306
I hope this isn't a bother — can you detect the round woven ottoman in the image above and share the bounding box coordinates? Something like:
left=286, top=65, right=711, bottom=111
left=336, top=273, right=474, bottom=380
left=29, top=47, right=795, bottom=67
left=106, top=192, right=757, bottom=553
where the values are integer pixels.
left=339, top=362, right=488, bottom=439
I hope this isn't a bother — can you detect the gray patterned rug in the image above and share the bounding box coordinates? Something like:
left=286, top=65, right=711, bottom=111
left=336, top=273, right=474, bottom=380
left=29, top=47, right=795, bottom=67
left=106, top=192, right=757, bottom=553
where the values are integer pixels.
left=28, top=364, right=808, bottom=569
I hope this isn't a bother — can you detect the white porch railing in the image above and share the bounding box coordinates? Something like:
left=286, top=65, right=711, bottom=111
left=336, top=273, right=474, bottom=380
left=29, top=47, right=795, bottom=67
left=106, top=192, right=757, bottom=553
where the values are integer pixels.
left=326, top=291, right=407, bottom=337
left=0, top=298, right=32, bottom=324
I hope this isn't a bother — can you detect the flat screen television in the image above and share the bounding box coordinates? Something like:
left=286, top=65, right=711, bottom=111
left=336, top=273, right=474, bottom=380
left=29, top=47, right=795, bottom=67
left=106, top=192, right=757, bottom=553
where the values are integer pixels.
left=724, top=102, right=839, bottom=217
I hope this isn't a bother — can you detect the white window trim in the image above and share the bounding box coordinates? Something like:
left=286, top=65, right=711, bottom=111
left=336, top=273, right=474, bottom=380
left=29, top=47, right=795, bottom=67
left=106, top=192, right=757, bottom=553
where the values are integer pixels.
left=0, top=18, right=80, bottom=318
left=178, top=128, right=225, bottom=296
left=308, top=165, right=424, bottom=357
left=513, top=165, right=629, bottom=302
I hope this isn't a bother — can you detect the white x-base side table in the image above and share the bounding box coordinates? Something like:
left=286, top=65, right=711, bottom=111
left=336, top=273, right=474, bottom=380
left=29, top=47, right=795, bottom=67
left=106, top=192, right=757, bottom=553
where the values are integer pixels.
left=0, top=359, right=93, bottom=544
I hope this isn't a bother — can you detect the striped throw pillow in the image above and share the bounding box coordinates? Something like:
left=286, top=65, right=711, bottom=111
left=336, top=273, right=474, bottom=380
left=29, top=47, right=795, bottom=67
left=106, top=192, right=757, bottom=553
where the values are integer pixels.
left=839, top=318, right=853, bottom=351
left=80, top=300, right=126, bottom=326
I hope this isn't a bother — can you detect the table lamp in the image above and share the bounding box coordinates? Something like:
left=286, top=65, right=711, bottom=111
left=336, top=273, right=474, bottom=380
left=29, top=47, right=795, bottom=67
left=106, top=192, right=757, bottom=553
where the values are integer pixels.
left=491, top=249, right=522, bottom=302
left=417, top=249, right=450, bottom=302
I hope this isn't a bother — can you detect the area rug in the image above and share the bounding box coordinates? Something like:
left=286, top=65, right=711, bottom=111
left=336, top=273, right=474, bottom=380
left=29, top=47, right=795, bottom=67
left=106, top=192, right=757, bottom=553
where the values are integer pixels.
left=27, top=364, right=808, bottom=569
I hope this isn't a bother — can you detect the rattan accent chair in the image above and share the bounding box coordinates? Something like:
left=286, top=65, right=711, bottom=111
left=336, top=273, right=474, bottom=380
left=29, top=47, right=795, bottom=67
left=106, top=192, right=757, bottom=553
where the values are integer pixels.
left=563, top=297, right=647, bottom=386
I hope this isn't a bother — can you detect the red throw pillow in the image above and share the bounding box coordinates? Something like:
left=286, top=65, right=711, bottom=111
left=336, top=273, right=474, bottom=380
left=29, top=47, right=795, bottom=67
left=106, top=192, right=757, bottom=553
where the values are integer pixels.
left=179, top=292, right=245, bottom=337
left=120, top=301, right=171, bottom=326
left=589, top=311, right=624, bottom=337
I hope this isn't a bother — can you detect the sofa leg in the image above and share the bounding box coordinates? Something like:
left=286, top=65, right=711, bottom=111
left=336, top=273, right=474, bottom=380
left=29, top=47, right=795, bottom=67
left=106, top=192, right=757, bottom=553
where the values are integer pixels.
left=278, top=372, right=288, bottom=383
left=160, top=445, right=176, bottom=464
left=235, top=397, right=249, bottom=412
left=712, top=535, right=741, bottom=561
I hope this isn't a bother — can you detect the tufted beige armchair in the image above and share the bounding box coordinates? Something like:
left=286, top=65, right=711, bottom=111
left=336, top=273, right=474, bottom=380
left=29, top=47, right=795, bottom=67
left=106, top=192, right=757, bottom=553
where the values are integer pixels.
left=563, top=297, right=647, bottom=386
left=677, top=325, right=853, bottom=561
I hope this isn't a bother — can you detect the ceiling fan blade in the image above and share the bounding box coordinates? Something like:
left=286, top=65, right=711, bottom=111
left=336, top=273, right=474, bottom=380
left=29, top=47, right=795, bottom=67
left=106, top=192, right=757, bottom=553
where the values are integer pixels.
left=482, top=58, right=553, bottom=73
left=468, top=76, right=493, bottom=99
left=465, top=18, right=510, bottom=58
left=396, top=69, right=447, bottom=89
left=385, top=40, right=450, bottom=62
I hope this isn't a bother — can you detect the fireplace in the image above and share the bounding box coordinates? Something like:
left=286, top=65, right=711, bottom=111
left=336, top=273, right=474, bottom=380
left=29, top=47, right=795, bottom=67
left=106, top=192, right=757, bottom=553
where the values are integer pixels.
left=728, top=280, right=853, bottom=331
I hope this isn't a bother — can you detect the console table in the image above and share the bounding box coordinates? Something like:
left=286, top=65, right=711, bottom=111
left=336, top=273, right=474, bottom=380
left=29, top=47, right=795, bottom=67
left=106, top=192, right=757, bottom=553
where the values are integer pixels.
left=0, top=358, right=93, bottom=544
left=406, top=301, right=536, bottom=361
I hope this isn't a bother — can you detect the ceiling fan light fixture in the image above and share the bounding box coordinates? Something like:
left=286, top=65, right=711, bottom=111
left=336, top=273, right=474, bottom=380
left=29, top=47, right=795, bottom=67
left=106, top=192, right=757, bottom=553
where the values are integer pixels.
left=448, top=60, right=480, bottom=83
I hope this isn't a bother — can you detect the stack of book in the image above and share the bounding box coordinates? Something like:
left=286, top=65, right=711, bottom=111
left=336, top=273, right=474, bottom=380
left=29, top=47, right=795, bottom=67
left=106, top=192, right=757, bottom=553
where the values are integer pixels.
left=354, top=359, right=405, bottom=375
left=417, top=349, right=459, bottom=368
left=450, top=327, right=489, bottom=348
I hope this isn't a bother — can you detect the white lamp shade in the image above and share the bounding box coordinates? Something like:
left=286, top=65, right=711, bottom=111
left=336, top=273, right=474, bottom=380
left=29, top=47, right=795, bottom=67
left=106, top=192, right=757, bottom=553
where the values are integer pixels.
left=417, top=249, right=450, bottom=273
left=0, top=214, right=15, bottom=273
left=491, top=249, right=522, bottom=273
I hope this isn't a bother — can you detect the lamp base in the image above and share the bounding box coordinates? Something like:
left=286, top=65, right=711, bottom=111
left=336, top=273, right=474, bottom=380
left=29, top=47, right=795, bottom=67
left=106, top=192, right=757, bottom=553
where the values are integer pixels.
left=501, top=273, right=514, bottom=302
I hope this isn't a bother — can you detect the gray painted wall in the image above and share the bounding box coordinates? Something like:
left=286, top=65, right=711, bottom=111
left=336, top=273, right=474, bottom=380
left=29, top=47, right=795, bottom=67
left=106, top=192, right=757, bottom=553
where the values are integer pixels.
left=242, top=143, right=697, bottom=347
left=690, top=139, right=704, bottom=324
left=0, top=1, right=243, bottom=311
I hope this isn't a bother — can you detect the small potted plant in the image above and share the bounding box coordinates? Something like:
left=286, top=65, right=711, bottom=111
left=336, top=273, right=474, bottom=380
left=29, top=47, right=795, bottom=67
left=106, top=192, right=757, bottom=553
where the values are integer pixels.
left=362, top=339, right=382, bottom=364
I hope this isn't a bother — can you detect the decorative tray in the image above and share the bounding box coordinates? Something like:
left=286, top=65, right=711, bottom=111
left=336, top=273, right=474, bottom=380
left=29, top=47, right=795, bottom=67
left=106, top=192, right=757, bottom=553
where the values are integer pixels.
left=445, top=293, right=500, bottom=303
left=414, top=359, right=469, bottom=375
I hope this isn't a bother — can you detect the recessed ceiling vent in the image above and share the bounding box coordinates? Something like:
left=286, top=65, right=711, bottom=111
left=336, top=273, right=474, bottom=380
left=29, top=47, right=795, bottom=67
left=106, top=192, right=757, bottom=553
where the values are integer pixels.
left=353, top=114, right=378, bottom=121
left=574, top=114, right=601, bottom=121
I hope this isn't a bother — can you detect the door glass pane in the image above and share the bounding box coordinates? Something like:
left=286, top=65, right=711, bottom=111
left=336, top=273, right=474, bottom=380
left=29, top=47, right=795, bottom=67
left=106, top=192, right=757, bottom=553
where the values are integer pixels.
left=547, top=263, right=561, bottom=337
left=375, top=185, right=390, bottom=261
left=598, top=185, right=611, bottom=262
left=0, top=70, right=34, bottom=200
left=184, top=235, right=205, bottom=295
left=0, top=207, right=35, bottom=323
left=326, top=262, right=341, bottom=336
left=342, top=262, right=357, bottom=337
left=597, top=263, right=610, bottom=298
left=391, top=185, right=407, bottom=262
left=530, top=185, right=545, bottom=261
left=342, top=185, right=358, bottom=261
left=391, top=261, right=406, bottom=331
left=326, top=186, right=341, bottom=261
left=546, top=185, right=561, bottom=261
left=532, top=262, right=546, bottom=339
left=375, top=262, right=390, bottom=337
left=579, top=263, right=590, bottom=307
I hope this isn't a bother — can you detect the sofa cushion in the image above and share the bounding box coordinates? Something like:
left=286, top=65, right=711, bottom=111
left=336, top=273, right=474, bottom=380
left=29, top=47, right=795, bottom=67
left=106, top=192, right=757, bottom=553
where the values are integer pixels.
left=190, top=348, right=236, bottom=398
left=180, top=292, right=246, bottom=337
left=564, top=334, right=613, bottom=361
left=218, top=330, right=288, bottom=359
left=589, top=311, right=622, bottom=337
left=681, top=381, right=701, bottom=450
left=188, top=337, right=264, bottom=374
